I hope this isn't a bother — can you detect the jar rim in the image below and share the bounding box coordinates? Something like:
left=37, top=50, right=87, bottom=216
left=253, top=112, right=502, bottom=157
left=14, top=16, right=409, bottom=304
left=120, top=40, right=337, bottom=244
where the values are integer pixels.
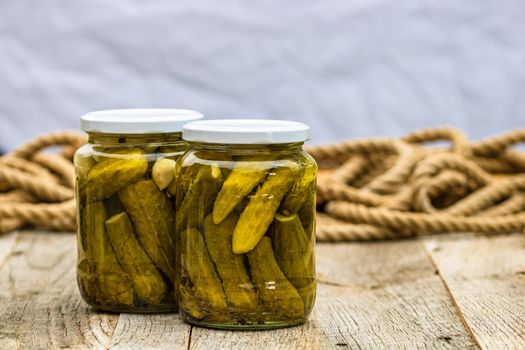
left=182, top=119, right=309, bottom=144
left=81, top=109, right=203, bottom=134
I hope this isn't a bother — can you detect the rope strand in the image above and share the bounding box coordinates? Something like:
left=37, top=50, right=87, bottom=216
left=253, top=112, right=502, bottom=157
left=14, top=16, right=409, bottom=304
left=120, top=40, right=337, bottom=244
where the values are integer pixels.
left=311, top=127, right=525, bottom=241
left=0, top=131, right=85, bottom=233
left=1, top=127, right=525, bottom=241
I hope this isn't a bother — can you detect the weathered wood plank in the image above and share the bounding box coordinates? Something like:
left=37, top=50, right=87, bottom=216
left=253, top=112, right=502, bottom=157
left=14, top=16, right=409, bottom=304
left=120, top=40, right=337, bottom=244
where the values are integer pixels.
left=0, top=231, right=119, bottom=349
left=189, top=241, right=476, bottom=350
left=11, top=231, right=524, bottom=349
left=108, top=314, right=190, bottom=349
left=0, top=231, right=18, bottom=269
left=424, top=233, right=525, bottom=350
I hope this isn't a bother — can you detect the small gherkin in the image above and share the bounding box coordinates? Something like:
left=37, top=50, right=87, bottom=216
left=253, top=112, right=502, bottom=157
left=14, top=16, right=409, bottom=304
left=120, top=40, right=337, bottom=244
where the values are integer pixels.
left=232, top=162, right=300, bottom=254
left=280, top=163, right=317, bottom=215
left=81, top=148, right=148, bottom=202
left=175, top=164, right=223, bottom=233
left=212, top=163, right=270, bottom=224
left=119, top=179, right=176, bottom=280
left=105, top=212, right=167, bottom=305
left=272, top=212, right=316, bottom=309
left=79, top=201, right=133, bottom=306
left=203, top=213, right=258, bottom=310
left=180, top=228, right=228, bottom=311
left=247, top=236, right=304, bottom=319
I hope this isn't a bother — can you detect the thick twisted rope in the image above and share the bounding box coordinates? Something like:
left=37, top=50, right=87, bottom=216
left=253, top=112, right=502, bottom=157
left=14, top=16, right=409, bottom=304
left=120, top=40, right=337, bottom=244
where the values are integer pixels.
left=307, top=127, right=525, bottom=241
left=2, top=128, right=525, bottom=242
left=0, top=131, right=87, bottom=233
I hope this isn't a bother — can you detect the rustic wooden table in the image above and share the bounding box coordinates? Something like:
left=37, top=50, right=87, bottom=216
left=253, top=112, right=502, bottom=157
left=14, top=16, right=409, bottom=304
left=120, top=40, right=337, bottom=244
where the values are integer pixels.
left=0, top=230, right=524, bottom=349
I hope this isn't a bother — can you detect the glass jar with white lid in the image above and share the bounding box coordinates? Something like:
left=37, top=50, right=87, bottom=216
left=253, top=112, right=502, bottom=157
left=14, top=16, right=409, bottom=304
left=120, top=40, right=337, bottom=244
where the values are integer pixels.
left=75, top=108, right=203, bottom=313
left=176, top=119, right=317, bottom=329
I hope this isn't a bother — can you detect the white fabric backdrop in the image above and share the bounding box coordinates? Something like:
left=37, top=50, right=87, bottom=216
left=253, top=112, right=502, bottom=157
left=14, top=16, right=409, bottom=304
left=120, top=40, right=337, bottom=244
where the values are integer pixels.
left=0, top=0, right=524, bottom=151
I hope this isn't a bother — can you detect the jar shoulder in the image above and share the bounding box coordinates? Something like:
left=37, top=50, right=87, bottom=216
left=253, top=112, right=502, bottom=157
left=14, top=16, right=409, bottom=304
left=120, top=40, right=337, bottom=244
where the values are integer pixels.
left=74, top=143, right=188, bottom=163
left=179, top=148, right=317, bottom=172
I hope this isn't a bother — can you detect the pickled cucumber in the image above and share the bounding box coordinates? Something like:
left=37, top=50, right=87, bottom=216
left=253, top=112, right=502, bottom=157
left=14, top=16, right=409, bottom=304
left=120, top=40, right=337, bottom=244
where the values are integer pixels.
left=203, top=213, right=258, bottom=310
left=174, top=162, right=201, bottom=205
left=232, top=162, right=300, bottom=254
left=80, top=202, right=133, bottom=306
left=119, top=180, right=176, bottom=280
left=180, top=228, right=228, bottom=310
left=213, top=163, right=270, bottom=224
left=175, top=164, right=223, bottom=233
left=105, top=212, right=167, bottom=305
left=273, top=213, right=315, bottom=306
left=82, top=148, right=148, bottom=202
left=247, top=237, right=304, bottom=319
left=297, top=194, right=316, bottom=235
left=280, top=164, right=316, bottom=215
left=176, top=151, right=232, bottom=203
left=180, top=284, right=207, bottom=320
left=175, top=151, right=211, bottom=204
left=296, top=282, right=317, bottom=316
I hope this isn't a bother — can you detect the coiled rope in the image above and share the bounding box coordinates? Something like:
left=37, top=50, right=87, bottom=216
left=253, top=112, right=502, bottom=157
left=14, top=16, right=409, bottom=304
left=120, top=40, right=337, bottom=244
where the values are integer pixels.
left=0, top=131, right=87, bottom=233
left=1, top=128, right=525, bottom=242
left=307, top=127, right=525, bottom=241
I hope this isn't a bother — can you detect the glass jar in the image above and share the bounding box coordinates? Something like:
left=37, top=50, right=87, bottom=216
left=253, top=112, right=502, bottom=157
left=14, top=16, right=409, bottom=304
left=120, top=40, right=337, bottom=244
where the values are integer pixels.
left=176, top=120, right=317, bottom=329
left=74, top=109, right=203, bottom=313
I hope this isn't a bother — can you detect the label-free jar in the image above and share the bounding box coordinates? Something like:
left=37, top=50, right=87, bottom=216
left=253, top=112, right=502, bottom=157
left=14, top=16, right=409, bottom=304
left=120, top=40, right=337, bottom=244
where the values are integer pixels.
left=177, top=119, right=317, bottom=329
left=74, top=109, right=203, bottom=312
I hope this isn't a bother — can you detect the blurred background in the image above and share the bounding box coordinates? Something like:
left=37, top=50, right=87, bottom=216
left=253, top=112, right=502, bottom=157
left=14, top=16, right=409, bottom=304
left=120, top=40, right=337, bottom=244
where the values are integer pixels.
left=0, top=0, right=524, bottom=152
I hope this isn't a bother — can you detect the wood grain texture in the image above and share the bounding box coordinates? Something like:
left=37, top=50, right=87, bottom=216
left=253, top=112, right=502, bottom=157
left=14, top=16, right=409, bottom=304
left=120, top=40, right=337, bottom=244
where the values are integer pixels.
left=424, top=233, right=525, bottom=350
left=108, top=314, right=190, bottom=350
left=0, top=231, right=119, bottom=349
left=0, top=231, right=18, bottom=269
left=4, top=231, right=525, bottom=349
left=189, top=241, right=476, bottom=350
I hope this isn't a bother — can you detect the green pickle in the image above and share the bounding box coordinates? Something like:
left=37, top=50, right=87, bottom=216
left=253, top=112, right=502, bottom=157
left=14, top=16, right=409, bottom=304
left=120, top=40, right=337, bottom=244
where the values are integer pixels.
left=213, top=161, right=270, bottom=224
left=232, top=161, right=300, bottom=254
left=78, top=202, right=134, bottom=307
left=203, top=213, right=258, bottom=310
left=281, top=164, right=317, bottom=215
left=180, top=228, right=228, bottom=310
left=180, top=284, right=207, bottom=320
left=119, top=179, right=176, bottom=280
left=247, top=237, right=304, bottom=319
left=106, top=212, right=167, bottom=305
left=175, top=164, right=223, bottom=233
left=81, top=147, right=148, bottom=202
left=297, top=192, right=316, bottom=231
left=177, top=143, right=317, bottom=329
left=273, top=213, right=316, bottom=309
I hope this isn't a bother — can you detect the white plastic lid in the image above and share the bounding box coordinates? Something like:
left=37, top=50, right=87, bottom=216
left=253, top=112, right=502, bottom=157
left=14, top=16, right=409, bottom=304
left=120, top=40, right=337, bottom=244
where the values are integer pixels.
left=81, top=109, right=204, bottom=134
left=182, top=119, right=310, bottom=144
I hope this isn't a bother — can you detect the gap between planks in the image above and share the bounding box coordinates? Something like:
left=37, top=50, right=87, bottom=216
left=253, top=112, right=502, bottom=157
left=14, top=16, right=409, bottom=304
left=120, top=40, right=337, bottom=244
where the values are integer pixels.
left=420, top=239, right=482, bottom=350
left=422, top=233, right=525, bottom=350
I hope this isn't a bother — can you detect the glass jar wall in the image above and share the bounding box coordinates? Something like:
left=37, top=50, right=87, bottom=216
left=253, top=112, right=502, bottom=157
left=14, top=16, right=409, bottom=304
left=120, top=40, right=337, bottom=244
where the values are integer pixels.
left=177, top=120, right=317, bottom=329
left=74, top=109, right=203, bottom=313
